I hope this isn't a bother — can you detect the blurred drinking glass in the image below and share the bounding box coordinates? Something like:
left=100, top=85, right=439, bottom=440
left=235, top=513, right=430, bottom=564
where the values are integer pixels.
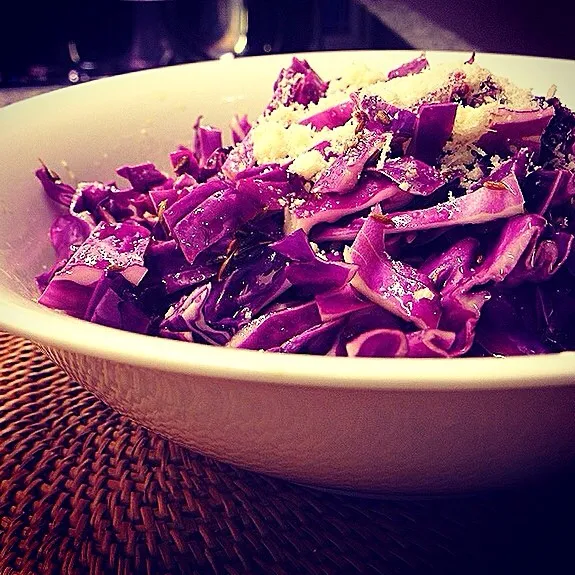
left=65, top=0, right=248, bottom=83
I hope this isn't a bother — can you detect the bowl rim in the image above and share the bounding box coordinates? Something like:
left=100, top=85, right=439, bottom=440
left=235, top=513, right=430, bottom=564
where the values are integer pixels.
left=2, top=292, right=574, bottom=391
left=1, top=49, right=575, bottom=391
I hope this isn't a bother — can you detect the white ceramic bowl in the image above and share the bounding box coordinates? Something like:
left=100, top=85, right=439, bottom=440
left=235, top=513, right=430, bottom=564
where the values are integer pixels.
left=1, top=51, right=575, bottom=495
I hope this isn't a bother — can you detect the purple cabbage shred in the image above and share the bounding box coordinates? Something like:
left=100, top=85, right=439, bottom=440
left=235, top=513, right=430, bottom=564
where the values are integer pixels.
left=34, top=55, right=575, bottom=357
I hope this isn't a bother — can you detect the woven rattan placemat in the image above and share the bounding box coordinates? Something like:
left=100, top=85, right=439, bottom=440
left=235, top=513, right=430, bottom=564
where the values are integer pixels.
left=0, top=332, right=573, bottom=575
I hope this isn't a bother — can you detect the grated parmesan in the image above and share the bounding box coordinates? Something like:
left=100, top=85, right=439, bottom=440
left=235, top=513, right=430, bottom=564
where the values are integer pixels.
left=375, top=133, right=393, bottom=170
left=365, top=62, right=464, bottom=109
left=251, top=122, right=316, bottom=164
left=251, top=117, right=358, bottom=166
left=288, top=149, right=329, bottom=180
left=327, top=62, right=387, bottom=94
left=248, top=56, right=541, bottom=189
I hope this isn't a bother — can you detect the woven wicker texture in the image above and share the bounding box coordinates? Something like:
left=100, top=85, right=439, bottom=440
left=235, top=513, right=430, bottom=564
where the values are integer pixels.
left=0, top=332, right=573, bottom=575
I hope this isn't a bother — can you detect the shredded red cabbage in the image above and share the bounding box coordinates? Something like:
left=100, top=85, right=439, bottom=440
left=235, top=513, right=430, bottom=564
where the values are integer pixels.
left=35, top=56, right=575, bottom=357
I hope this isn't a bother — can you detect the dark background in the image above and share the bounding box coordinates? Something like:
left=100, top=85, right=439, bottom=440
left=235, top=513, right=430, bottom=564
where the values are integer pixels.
left=0, top=0, right=409, bottom=87
left=0, top=0, right=573, bottom=87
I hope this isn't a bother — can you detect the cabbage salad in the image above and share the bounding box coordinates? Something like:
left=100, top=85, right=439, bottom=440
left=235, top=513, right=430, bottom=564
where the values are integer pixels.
left=36, top=54, right=575, bottom=357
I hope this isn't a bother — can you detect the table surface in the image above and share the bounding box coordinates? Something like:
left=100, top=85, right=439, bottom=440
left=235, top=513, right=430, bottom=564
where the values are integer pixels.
left=1, top=85, right=574, bottom=575
left=1, top=331, right=574, bottom=575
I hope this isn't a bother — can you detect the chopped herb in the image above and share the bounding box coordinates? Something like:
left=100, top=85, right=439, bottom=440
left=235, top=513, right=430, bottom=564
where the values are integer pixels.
left=370, top=212, right=395, bottom=225
left=483, top=180, right=510, bottom=191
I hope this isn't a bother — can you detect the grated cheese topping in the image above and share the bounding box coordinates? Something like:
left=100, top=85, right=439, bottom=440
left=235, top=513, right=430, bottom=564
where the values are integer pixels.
left=251, top=122, right=317, bottom=165
left=375, top=133, right=393, bottom=170
left=365, top=62, right=463, bottom=109
left=248, top=56, right=541, bottom=186
left=327, top=62, right=387, bottom=94
left=288, top=149, right=329, bottom=180
left=251, top=117, right=358, bottom=179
